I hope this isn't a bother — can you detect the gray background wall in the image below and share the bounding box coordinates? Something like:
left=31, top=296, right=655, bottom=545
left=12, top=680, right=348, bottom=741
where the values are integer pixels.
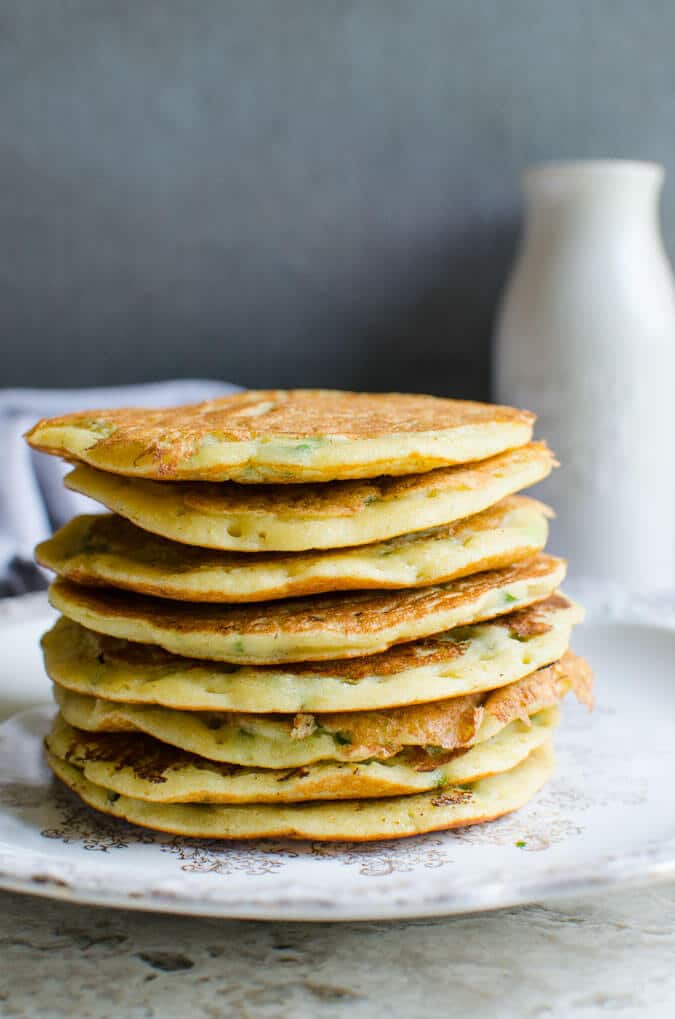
left=2, top=1, right=675, bottom=398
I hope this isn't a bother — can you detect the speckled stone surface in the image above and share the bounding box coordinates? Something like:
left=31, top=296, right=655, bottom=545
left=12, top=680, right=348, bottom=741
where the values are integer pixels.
left=1, top=883, right=675, bottom=1018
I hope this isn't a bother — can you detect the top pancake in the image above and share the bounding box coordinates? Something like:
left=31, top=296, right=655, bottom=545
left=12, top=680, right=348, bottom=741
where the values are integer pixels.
left=25, top=389, right=535, bottom=483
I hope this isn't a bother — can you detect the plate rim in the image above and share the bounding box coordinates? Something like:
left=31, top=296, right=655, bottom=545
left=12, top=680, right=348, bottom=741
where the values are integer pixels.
left=1, top=806, right=674, bottom=922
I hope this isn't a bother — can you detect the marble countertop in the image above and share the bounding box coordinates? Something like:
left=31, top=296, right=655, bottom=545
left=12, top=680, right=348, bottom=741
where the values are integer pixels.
left=1, top=882, right=674, bottom=1018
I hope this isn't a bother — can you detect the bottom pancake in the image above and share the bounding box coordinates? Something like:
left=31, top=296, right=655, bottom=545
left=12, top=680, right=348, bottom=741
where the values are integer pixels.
left=45, top=742, right=554, bottom=841
left=45, top=707, right=559, bottom=803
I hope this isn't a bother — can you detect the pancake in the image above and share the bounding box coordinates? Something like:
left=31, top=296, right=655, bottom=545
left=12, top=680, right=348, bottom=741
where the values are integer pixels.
left=43, top=595, right=582, bottom=713
left=48, top=553, right=566, bottom=664
left=63, top=442, right=554, bottom=553
left=54, top=652, right=592, bottom=768
left=45, top=707, right=559, bottom=803
left=25, top=389, right=535, bottom=483
left=36, top=496, right=550, bottom=602
left=45, top=742, right=555, bottom=840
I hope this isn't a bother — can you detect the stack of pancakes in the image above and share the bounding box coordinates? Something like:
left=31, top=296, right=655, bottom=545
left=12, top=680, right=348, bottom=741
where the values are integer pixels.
left=26, top=390, right=592, bottom=841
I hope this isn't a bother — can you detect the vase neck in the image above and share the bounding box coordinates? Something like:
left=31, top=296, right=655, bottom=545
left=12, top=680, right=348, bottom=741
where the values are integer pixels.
left=523, top=162, right=664, bottom=243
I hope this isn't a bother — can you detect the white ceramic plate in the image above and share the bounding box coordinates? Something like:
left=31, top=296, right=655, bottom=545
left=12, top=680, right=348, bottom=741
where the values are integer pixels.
left=0, top=593, right=674, bottom=921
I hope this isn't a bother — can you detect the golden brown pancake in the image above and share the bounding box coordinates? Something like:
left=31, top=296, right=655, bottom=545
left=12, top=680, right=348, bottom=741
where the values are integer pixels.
left=35, top=496, right=551, bottom=602
left=26, top=389, right=535, bottom=483
left=45, top=742, right=555, bottom=840
left=47, top=553, right=566, bottom=664
left=63, top=442, right=555, bottom=552
left=54, top=652, right=592, bottom=768
left=45, top=707, right=560, bottom=803
left=42, top=594, right=582, bottom=713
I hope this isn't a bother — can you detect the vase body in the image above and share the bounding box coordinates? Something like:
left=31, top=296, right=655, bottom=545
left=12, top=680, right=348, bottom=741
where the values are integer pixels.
left=495, top=161, right=675, bottom=590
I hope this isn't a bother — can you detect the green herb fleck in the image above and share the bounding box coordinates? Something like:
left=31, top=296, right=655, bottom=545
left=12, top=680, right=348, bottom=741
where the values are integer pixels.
left=503, top=592, right=518, bottom=604
left=333, top=731, right=353, bottom=746
left=515, top=840, right=527, bottom=848
left=232, top=639, right=245, bottom=654
left=282, top=438, right=326, bottom=455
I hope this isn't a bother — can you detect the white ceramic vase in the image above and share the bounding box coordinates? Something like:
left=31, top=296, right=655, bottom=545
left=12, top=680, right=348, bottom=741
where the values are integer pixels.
left=494, top=160, right=675, bottom=590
